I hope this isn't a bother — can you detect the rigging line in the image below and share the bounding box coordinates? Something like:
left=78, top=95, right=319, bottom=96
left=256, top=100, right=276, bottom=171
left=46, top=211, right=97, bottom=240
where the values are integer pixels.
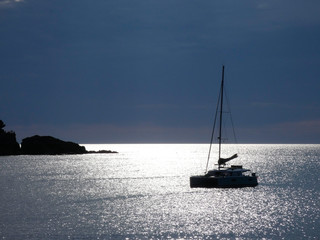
left=205, top=81, right=221, bottom=174
left=224, top=80, right=240, bottom=160
left=224, top=86, right=238, bottom=145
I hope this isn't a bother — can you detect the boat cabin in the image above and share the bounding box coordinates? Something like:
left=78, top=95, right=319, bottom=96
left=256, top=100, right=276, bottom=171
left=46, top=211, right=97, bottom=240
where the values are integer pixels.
left=206, top=165, right=252, bottom=177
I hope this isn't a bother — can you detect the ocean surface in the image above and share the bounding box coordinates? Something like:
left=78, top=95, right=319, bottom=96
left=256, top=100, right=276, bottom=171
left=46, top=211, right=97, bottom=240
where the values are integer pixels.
left=0, top=144, right=319, bottom=239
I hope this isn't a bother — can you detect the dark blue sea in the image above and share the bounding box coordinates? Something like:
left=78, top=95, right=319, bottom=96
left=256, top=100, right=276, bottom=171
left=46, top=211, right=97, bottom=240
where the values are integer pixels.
left=1, top=144, right=319, bottom=239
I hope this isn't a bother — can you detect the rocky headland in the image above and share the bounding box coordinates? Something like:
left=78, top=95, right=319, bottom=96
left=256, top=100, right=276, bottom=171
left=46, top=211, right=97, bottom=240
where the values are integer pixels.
left=0, top=120, right=20, bottom=155
left=0, top=120, right=117, bottom=156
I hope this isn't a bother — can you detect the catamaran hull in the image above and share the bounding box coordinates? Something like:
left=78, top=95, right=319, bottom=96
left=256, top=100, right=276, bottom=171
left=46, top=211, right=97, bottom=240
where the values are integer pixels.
left=190, top=176, right=258, bottom=188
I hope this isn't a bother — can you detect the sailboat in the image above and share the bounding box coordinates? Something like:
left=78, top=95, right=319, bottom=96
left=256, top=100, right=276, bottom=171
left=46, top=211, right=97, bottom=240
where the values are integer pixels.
left=190, top=66, right=258, bottom=188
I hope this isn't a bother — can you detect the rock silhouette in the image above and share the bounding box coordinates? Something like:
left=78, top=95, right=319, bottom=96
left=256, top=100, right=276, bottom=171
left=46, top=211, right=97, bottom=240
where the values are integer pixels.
left=0, top=120, right=20, bottom=155
left=21, top=135, right=87, bottom=155
left=0, top=120, right=117, bottom=155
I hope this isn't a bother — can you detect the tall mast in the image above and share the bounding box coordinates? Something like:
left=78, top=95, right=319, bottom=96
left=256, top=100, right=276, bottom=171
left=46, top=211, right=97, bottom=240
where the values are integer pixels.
left=218, top=65, right=225, bottom=167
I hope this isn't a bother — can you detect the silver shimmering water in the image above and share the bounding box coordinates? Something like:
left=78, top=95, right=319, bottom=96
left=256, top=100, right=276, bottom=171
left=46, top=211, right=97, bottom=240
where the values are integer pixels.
left=0, top=144, right=319, bottom=239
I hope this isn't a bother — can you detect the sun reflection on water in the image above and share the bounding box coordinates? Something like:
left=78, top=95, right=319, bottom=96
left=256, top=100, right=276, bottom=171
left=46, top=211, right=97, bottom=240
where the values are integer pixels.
left=0, top=144, right=319, bottom=239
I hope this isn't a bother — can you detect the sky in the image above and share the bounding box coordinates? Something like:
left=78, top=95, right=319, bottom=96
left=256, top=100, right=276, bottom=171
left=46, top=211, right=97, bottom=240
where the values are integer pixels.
left=1, top=0, right=320, bottom=143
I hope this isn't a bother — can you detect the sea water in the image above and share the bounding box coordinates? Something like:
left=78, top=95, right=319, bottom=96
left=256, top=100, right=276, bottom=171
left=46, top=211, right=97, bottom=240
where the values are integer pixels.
left=0, top=144, right=319, bottom=239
